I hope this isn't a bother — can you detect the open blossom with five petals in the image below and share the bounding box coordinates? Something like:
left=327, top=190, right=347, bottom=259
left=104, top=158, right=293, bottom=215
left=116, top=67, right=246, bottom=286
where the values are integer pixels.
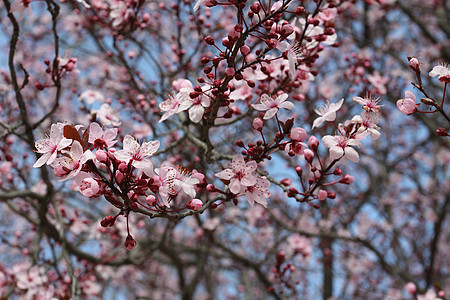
left=244, top=176, right=271, bottom=207
left=351, top=111, right=381, bottom=140
left=95, top=103, right=121, bottom=126
left=55, top=141, right=95, bottom=181
left=159, top=92, right=190, bottom=122
left=33, top=123, right=72, bottom=168
left=177, top=84, right=211, bottom=123
left=312, top=98, right=344, bottom=129
left=155, top=162, right=199, bottom=207
left=322, top=135, right=361, bottom=162
left=352, top=95, right=382, bottom=114
left=397, top=91, right=417, bottom=115
left=114, top=135, right=160, bottom=176
left=88, top=122, right=117, bottom=149
left=429, top=65, right=450, bottom=83
left=252, top=93, right=294, bottom=120
left=215, top=154, right=258, bottom=194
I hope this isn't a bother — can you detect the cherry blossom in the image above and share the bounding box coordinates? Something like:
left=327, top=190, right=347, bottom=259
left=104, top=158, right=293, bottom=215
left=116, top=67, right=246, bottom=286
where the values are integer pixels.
left=33, top=123, right=72, bottom=168
left=277, top=41, right=304, bottom=79
left=177, top=84, right=211, bottom=123
left=322, top=135, right=361, bottom=162
left=244, top=176, right=271, bottom=207
left=215, top=154, right=258, bottom=194
left=155, top=162, right=200, bottom=208
left=351, top=111, right=381, bottom=140
left=159, top=92, right=190, bottom=123
left=55, top=141, right=95, bottom=181
left=252, top=93, right=294, bottom=120
left=352, top=95, right=382, bottom=114
left=88, top=122, right=118, bottom=149
left=95, top=103, right=121, bottom=127
left=397, top=91, right=417, bottom=115
left=312, top=98, right=344, bottom=129
left=429, top=65, right=450, bottom=83
left=114, top=135, right=160, bottom=175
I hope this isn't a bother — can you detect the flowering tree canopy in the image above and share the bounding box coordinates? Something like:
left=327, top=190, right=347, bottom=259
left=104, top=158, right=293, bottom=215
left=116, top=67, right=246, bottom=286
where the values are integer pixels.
left=0, top=0, right=448, bottom=299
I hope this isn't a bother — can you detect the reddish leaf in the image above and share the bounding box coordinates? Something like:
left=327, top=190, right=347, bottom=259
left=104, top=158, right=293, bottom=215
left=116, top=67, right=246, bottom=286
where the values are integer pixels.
left=63, top=125, right=82, bottom=145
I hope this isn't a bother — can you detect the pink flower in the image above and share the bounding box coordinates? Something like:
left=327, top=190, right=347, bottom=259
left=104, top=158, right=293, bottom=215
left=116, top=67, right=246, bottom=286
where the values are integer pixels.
left=244, top=176, right=270, bottom=207
left=114, top=135, right=160, bottom=175
left=155, top=162, right=199, bottom=207
left=215, top=154, right=258, bottom=194
left=95, top=103, right=121, bottom=126
left=33, top=123, right=72, bottom=168
left=322, top=135, right=361, bottom=162
left=159, top=92, right=189, bottom=122
left=79, top=177, right=101, bottom=198
left=351, top=111, right=381, bottom=140
left=177, top=85, right=211, bottom=123
left=80, top=90, right=104, bottom=104
left=277, top=41, right=304, bottom=79
left=367, top=71, right=389, bottom=95
left=429, top=65, right=450, bottom=83
left=396, top=91, right=417, bottom=115
left=10, top=0, right=32, bottom=22
left=312, top=98, right=344, bottom=129
left=352, top=95, right=382, bottom=114
left=55, top=141, right=95, bottom=181
left=252, top=93, right=294, bottom=119
left=88, top=122, right=118, bottom=149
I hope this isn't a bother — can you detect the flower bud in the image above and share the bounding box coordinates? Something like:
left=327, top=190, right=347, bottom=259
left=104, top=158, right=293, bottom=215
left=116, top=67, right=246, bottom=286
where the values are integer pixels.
left=308, top=136, right=319, bottom=151
left=404, top=282, right=416, bottom=294
left=252, top=118, right=264, bottom=131
left=118, top=163, right=128, bottom=173
left=187, top=198, right=203, bottom=211
left=280, top=178, right=292, bottom=186
left=327, top=191, right=336, bottom=199
left=436, top=128, right=448, bottom=136
left=225, top=67, right=235, bottom=77
left=333, top=168, right=342, bottom=175
left=124, top=234, right=136, bottom=250
left=95, top=150, right=108, bottom=163
left=290, top=127, right=307, bottom=141
left=303, top=149, right=314, bottom=163
left=408, top=57, right=420, bottom=72
left=204, top=36, right=215, bottom=45
left=318, top=189, right=327, bottom=201
left=146, top=195, right=156, bottom=206
left=295, top=166, right=302, bottom=177
left=339, top=174, right=354, bottom=184
left=206, top=184, right=216, bottom=192
left=240, top=45, right=250, bottom=56
left=100, top=216, right=116, bottom=227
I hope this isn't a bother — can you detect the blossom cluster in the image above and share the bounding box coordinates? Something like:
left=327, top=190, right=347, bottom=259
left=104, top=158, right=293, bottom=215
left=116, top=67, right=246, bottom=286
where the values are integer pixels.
left=33, top=122, right=206, bottom=249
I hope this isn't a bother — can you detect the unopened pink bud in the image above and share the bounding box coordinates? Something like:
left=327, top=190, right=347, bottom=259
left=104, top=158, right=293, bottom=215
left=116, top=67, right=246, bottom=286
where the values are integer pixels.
left=240, top=44, right=250, bottom=56
left=124, top=234, right=136, bottom=250
left=290, top=127, right=307, bottom=141
left=252, top=118, right=264, bottom=131
left=318, top=189, right=327, bottom=201
left=115, top=170, right=125, bottom=184
left=408, top=57, right=420, bottom=72
left=339, top=174, right=354, bottom=184
left=308, top=136, right=319, bottom=151
left=303, top=149, right=314, bottom=163
left=225, top=67, right=235, bottom=77
left=404, top=282, right=416, bottom=294
left=95, top=150, right=108, bottom=163
left=146, top=195, right=156, bottom=206
left=118, top=163, right=128, bottom=173
left=206, top=184, right=216, bottom=191
left=280, top=178, right=292, bottom=186
left=187, top=198, right=203, bottom=211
